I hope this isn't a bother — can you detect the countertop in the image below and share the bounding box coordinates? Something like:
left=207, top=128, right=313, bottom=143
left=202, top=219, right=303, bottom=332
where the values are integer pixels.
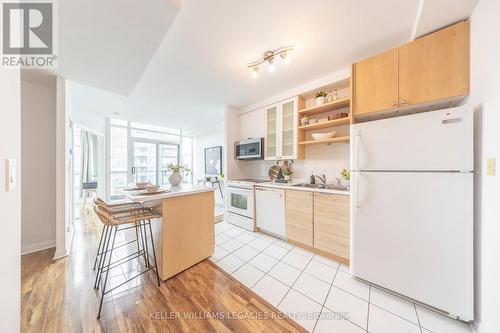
left=125, top=184, right=215, bottom=203
left=255, top=181, right=350, bottom=196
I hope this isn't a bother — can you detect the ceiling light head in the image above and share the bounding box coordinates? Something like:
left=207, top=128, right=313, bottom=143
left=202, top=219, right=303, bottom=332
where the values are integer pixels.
left=246, top=46, right=294, bottom=78
left=267, top=58, right=276, bottom=72
left=280, top=51, right=291, bottom=65
left=250, top=66, right=258, bottom=78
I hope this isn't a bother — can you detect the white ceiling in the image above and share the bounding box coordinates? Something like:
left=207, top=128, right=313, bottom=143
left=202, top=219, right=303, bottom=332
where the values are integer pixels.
left=56, top=0, right=478, bottom=134
left=58, top=0, right=180, bottom=95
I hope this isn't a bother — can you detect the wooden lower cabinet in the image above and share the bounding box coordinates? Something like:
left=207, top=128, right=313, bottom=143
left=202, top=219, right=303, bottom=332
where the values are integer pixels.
left=285, top=190, right=313, bottom=247
left=313, top=193, right=350, bottom=261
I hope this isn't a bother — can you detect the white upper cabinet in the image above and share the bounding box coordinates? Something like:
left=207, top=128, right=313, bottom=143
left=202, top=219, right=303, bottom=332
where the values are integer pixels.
left=237, top=108, right=266, bottom=141
left=264, top=96, right=303, bottom=160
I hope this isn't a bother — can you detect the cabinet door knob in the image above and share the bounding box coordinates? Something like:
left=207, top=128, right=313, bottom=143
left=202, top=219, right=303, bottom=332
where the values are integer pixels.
left=400, top=99, right=408, bottom=105
left=391, top=102, right=397, bottom=106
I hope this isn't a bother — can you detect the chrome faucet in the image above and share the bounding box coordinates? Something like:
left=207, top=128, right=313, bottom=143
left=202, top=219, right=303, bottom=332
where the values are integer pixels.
left=312, top=174, right=327, bottom=185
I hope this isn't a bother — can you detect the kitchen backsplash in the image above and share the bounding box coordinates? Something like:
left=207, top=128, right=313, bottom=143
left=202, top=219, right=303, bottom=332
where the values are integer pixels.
left=237, top=142, right=350, bottom=183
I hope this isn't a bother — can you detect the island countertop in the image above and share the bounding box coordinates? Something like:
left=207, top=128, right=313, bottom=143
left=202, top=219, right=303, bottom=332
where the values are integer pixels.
left=123, top=183, right=216, bottom=281
left=125, top=184, right=215, bottom=203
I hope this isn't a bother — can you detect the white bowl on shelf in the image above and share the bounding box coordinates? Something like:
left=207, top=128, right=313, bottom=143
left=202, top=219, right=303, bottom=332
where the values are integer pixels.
left=311, top=131, right=336, bottom=141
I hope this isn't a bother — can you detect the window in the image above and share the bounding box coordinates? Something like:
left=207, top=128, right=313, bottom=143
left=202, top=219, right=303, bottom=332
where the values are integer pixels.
left=109, top=122, right=128, bottom=200
left=106, top=119, right=193, bottom=201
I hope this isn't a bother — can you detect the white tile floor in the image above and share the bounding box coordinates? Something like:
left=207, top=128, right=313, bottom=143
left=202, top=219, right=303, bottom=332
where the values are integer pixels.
left=211, top=222, right=473, bottom=333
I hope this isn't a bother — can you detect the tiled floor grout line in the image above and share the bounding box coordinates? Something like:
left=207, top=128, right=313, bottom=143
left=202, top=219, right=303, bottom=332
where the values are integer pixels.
left=220, top=228, right=295, bottom=288
left=245, top=245, right=294, bottom=289
left=366, top=285, right=371, bottom=332
left=311, top=266, right=340, bottom=333
left=414, top=303, right=424, bottom=333
left=216, top=223, right=469, bottom=333
left=274, top=253, right=316, bottom=323
left=214, top=225, right=265, bottom=262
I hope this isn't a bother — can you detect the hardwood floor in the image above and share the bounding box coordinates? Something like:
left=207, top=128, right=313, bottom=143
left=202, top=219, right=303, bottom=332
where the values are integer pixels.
left=21, top=210, right=303, bottom=333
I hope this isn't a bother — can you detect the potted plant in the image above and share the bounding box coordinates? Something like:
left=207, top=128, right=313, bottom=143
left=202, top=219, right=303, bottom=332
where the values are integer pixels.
left=315, top=91, right=327, bottom=106
left=340, top=168, right=350, bottom=187
left=167, top=163, right=191, bottom=186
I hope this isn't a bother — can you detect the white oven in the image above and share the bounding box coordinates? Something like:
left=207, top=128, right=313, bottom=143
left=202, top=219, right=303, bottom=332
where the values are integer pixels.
left=224, top=179, right=265, bottom=231
left=225, top=185, right=254, bottom=219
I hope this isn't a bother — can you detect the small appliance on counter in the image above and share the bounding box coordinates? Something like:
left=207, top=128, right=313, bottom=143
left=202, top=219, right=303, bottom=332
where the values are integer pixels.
left=235, top=138, right=264, bottom=160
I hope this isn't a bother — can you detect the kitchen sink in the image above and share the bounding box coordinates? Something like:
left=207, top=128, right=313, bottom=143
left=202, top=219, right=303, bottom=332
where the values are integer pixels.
left=292, top=183, right=349, bottom=191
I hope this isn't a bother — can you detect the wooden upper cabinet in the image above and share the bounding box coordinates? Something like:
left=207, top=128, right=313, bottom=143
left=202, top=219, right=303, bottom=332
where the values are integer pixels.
left=399, top=21, right=469, bottom=107
left=353, top=48, right=399, bottom=115
left=285, top=190, right=313, bottom=247
left=313, top=193, right=350, bottom=261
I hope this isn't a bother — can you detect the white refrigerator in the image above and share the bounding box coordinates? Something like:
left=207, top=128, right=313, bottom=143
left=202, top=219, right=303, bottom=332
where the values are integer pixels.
left=350, top=105, right=474, bottom=321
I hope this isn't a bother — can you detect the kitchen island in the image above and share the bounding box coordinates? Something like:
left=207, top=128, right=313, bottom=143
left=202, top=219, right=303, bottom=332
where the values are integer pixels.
left=126, top=184, right=215, bottom=280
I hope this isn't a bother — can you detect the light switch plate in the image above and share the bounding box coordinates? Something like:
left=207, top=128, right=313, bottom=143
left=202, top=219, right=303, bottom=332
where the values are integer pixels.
left=5, top=159, right=16, bottom=191
left=487, top=158, right=496, bottom=176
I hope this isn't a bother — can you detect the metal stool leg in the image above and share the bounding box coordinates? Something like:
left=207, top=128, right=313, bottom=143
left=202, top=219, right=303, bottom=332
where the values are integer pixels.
left=137, top=221, right=149, bottom=268
left=97, top=226, right=117, bottom=320
left=140, top=220, right=151, bottom=268
left=94, top=225, right=110, bottom=289
left=146, top=220, right=161, bottom=287
left=93, top=224, right=107, bottom=270
left=134, top=223, right=144, bottom=265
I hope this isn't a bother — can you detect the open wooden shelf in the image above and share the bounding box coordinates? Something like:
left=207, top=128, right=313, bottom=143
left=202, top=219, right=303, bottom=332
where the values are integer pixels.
left=298, top=136, right=350, bottom=146
left=298, top=98, right=350, bottom=116
left=299, top=117, right=350, bottom=131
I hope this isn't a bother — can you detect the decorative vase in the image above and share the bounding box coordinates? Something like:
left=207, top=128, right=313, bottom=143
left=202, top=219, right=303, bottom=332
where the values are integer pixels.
left=315, top=96, right=325, bottom=106
left=168, top=171, right=182, bottom=186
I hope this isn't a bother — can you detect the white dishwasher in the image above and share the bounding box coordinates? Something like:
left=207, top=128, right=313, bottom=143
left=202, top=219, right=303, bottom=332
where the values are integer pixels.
left=255, top=187, right=286, bottom=238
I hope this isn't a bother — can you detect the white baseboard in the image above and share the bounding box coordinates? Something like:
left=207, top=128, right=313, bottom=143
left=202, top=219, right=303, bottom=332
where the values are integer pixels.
left=21, top=240, right=56, bottom=255
left=52, top=249, right=69, bottom=260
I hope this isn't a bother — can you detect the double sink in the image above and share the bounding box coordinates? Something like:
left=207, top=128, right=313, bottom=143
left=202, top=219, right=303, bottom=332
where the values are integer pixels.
left=292, top=183, right=350, bottom=191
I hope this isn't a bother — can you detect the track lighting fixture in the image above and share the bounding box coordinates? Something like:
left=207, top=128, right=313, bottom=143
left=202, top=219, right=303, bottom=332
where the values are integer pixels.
left=247, top=46, right=293, bottom=78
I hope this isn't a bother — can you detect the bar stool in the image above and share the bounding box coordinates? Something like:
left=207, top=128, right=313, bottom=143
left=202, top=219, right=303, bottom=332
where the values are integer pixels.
left=92, top=198, right=144, bottom=272
left=93, top=204, right=162, bottom=319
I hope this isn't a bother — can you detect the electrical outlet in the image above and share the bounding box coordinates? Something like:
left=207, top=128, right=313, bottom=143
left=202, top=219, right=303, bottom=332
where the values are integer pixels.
left=487, top=158, right=496, bottom=176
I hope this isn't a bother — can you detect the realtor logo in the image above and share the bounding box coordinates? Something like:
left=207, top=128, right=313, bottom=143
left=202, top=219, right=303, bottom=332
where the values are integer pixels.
left=1, top=0, right=57, bottom=68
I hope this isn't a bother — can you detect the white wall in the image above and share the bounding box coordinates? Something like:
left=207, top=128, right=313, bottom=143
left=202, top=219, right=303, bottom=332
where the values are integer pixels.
left=66, top=80, right=119, bottom=135
left=469, top=1, right=500, bottom=332
left=225, top=106, right=244, bottom=180
left=0, top=70, right=21, bottom=333
left=192, top=129, right=225, bottom=180
left=21, top=79, right=57, bottom=254
left=230, top=67, right=351, bottom=183
left=237, top=143, right=350, bottom=183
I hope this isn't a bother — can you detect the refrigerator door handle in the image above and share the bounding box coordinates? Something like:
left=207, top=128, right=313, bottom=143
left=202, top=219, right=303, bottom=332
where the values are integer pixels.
left=354, top=129, right=361, bottom=209
left=355, top=172, right=361, bottom=209
left=355, top=129, right=361, bottom=171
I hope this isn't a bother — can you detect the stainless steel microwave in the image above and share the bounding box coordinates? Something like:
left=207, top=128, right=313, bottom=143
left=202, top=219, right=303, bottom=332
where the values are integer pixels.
left=235, top=138, right=264, bottom=160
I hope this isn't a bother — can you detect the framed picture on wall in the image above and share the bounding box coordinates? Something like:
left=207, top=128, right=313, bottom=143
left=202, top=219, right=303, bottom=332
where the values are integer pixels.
left=204, top=146, right=222, bottom=175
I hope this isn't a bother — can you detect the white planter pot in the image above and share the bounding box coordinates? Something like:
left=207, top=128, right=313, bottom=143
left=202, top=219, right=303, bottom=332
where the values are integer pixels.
left=315, top=96, right=325, bottom=106
left=168, top=171, right=182, bottom=186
